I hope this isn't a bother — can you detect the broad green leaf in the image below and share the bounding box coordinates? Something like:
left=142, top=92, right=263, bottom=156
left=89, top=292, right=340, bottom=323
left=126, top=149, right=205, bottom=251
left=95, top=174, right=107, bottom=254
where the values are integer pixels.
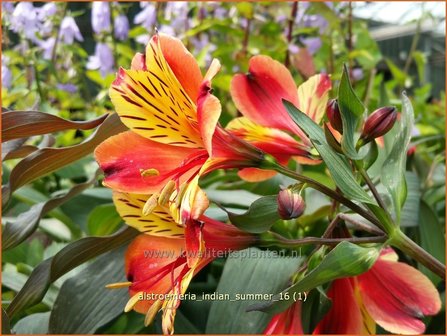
left=206, top=188, right=260, bottom=208
left=2, top=113, right=126, bottom=204
left=338, top=64, right=367, bottom=159
left=283, top=101, right=375, bottom=205
left=206, top=248, right=301, bottom=333
left=251, top=241, right=380, bottom=314
left=418, top=201, right=446, bottom=284
left=49, top=248, right=129, bottom=333
left=381, top=93, right=414, bottom=223
left=2, top=172, right=99, bottom=251
left=400, top=172, right=421, bottom=227
left=12, top=312, right=50, bottom=334
left=87, top=203, right=123, bottom=236
left=2, top=111, right=108, bottom=142
left=6, top=226, right=138, bottom=318
left=226, top=195, right=280, bottom=233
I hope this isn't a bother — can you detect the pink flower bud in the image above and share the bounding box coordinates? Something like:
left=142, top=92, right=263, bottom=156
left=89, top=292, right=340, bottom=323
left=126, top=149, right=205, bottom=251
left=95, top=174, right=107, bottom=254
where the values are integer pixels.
left=326, top=99, right=343, bottom=133
left=361, top=106, right=397, bottom=143
left=277, top=188, right=305, bottom=220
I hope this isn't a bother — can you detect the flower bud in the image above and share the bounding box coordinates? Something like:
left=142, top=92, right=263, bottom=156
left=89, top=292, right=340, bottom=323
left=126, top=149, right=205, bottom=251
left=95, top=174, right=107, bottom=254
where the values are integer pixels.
left=277, top=188, right=306, bottom=220
left=326, top=99, right=343, bottom=133
left=361, top=106, right=397, bottom=143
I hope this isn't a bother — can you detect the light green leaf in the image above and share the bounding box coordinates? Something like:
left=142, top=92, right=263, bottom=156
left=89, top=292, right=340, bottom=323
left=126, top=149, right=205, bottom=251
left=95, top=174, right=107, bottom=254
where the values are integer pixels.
left=338, top=64, right=367, bottom=160
left=381, top=93, right=414, bottom=223
left=87, top=203, right=123, bottom=236
left=206, top=248, right=301, bottom=333
left=251, top=241, right=380, bottom=314
left=400, top=172, right=421, bottom=227
left=12, top=312, right=50, bottom=334
left=284, top=101, right=375, bottom=205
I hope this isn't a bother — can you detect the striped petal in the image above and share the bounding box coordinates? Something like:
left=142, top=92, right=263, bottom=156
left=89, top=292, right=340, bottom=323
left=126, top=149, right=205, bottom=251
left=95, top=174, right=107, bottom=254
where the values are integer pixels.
left=357, top=248, right=442, bottom=335
left=227, top=117, right=312, bottom=163
left=110, top=35, right=203, bottom=148
left=230, top=55, right=310, bottom=144
left=314, top=278, right=364, bottom=334
left=297, top=74, right=332, bottom=124
left=113, top=192, right=185, bottom=237
left=95, top=131, right=200, bottom=194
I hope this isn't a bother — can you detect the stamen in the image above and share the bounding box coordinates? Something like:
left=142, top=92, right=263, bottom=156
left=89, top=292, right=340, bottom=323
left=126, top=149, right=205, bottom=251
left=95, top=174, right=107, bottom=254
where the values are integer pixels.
left=124, top=291, right=143, bottom=312
left=144, top=300, right=163, bottom=326
left=106, top=281, right=132, bottom=289
left=140, top=168, right=160, bottom=177
left=143, top=194, right=159, bottom=216
left=158, top=180, right=176, bottom=206
left=175, top=183, right=188, bottom=208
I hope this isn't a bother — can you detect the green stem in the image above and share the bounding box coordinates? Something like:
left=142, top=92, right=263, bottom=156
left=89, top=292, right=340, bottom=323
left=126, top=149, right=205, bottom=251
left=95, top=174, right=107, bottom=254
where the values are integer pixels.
left=268, top=161, right=383, bottom=229
left=389, top=229, right=445, bottom=279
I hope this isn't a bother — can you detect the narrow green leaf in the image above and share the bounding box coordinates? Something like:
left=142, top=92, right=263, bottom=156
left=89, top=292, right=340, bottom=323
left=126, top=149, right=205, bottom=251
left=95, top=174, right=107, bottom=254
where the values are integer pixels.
left=2, top=111, right=108, bottom=142
left=206, top=248, right=301, bottom=333
left=2, top=309, right=11, bottom=335
left=2, top=171, right=99, bottom=251
left=338, top=64, right=367, bottom=159
left=283, top=100, right=375, bottom=205
left=3, top=113, right=126, bottom=204
left=400, top=172, right=421, bottom=227
left=381, top=93, right=414, bottom=223
left=250, top=241, right=380, bottom=314
left=49, top=248, right=129, bottom=333
left=226, top=195, right=280, bottom=233
left=6, top=226, right=138, bottom=318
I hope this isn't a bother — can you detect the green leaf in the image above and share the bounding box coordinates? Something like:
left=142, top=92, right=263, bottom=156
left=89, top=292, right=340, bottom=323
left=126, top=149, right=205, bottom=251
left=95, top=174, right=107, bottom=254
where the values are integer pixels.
left=2, top=111, right=108, bottom=142
left=49, top=248, right=129, bottom=333
left=2, top=113, right=126, bottom=204
left=226, top=195, right=280, bottom=233
left=87, top=203, right=123, bottom=236
left=338, top=64, right=367, bottom=159
left=251, top=241, right=380, bottom=314
left=6, top=226, right=138, bottom=318
left=400, top=172, right=421, bottom=227
left=206, top=248, right=301, bottom=333
left=381, top=93, right=414, bottom=223
left=2, top=309, right=11, bottom=335
left=2, top=171, right=99, bottom=251
left=418, top=201, right=446, bottom=284
left=283, top=100, right=375, bottom=205
left=12, top=312, right=50, bottom=334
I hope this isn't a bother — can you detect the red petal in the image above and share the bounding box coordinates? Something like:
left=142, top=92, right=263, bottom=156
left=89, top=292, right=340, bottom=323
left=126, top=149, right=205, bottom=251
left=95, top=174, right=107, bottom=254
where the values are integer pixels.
left=197, top=84, right=221, bottom=156
left=264, top=302, right=303, bottom=334
left=358, top=254, right=442, bottom=334
left=314, top=278, right=364, bottom=334
left=230, top=55, right=310, bottom=144
left=95, top=131, right=199, bottom=194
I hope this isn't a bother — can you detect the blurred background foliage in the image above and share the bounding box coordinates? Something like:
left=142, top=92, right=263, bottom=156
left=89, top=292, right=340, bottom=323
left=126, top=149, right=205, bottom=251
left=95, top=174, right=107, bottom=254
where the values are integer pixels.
left=1, top=1, right=445, bottom=334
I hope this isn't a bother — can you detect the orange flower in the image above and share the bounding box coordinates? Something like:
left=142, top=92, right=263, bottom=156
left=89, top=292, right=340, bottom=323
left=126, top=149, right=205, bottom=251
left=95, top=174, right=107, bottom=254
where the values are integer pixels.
left=265, top=248, right=441, bottom=335
left=227, top=55, right=332, bottom=181
left=95, top=33, right=264, bottom=224
left=109, top=215, right=254, bottom=334
left=264, top=301, right=304, bottom=334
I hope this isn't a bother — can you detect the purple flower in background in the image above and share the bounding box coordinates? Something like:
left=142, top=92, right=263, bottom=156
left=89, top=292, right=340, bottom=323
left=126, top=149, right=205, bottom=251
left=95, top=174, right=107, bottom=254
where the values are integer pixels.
left=288, top=44, right=300, bottom=54
left=10, top=2, right=40, bottom=40
left=352, top=68, right=364, bottom=81
left=165, top=2, right=189, bottom=32
left=57, top=83, right=78, bottom=93
left=114, top=14, right=129, bottom=41
left=87, top=43, right=114, bottom=77
left=92, top=2, right=111, bottom=34
left=134, top=3, right=156, bottom=31
left=60, top=16, right=83, bottom=44
left=2, top=56, right=12, bottom=89
left=38, top=3, right=57, bottom=20
left=2, top=2, right=14, bottom=15
left=37, top=37, right=56, bottom=60
left=301, top=37, right=322, bottom=55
